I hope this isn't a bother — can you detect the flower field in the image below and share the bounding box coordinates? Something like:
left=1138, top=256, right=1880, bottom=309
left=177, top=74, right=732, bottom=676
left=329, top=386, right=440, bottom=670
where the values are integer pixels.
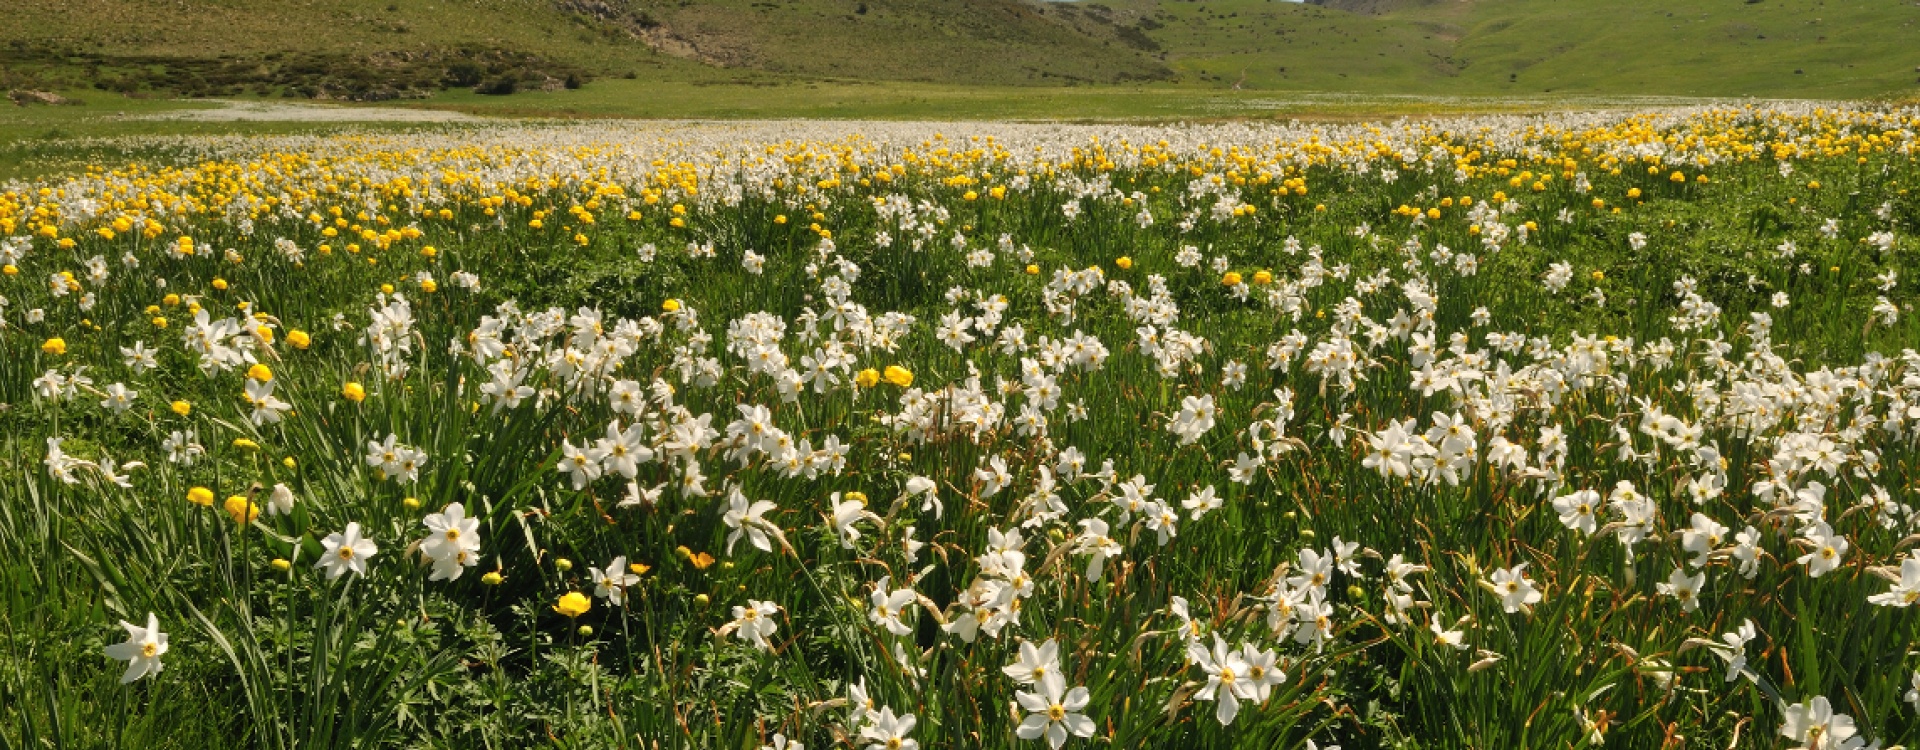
left=3, top=105, right=1920, bottom=749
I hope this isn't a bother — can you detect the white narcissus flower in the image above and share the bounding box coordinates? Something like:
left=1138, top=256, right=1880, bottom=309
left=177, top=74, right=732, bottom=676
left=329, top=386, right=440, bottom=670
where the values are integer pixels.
left=1014, top=672, right=1095, bottom=749
left=121, top=341, right=158, bottom=373
left=831, top=492, right=869, bottom=549
left=99, top=382, right=137, bottom=415
left=1779, top=695, right=1871, bottom=750
left=1486, top=563, right=1542, bottom=614
left=591, top=556, right=641, bottom=606
left=267, top=483, right=297, bottom=517
left=760, top=733, right=801, bottom=750
left=1712, top=619, right=1757, bottom=683
left=1074, top=519, right=1122, bottom=583
left=1237, top=641, right=1285, bottom=703
left=1168, top=394, right=1217, bottom=445
left=103, top=612, right=168, bottom=683
left=1656, top=567, right=1705, bottom=613
left=420, top=502, right=480, bottom=562
left=868, top=575, right=916, bottom=637
left=1002, top=638, right=1060, bottom=685
left=729, top=599, right=779, bottom=651
left=905, top=475, right=940, bottom=519
left=558, top=438, right=603, bottom=490
left=1795, top=521, right=1849, bottom=578
left=427, top=547, right=477, bottom=582
left=857, top=706, right=918, bottom=750
left=1679, top=512, right=1729, bottom=569
left=1867, top=557, right=1920, bottom=607
left=1429, top=615, right=1467, bottom=650
left=1188, top=633, right=1256, bottom=727
left=1551, top=489, right=1600, bottom=535
left=722, top=486, right=778, bottom=555
left=243, top=378, right=291, bottom=425
left=596, top=420, right=652, bottom=479
left=419, top=506, right=479, bottom=581
left=1182, top=486, right=1221, bottom=520
left=315, top=522, right=377, bottom=580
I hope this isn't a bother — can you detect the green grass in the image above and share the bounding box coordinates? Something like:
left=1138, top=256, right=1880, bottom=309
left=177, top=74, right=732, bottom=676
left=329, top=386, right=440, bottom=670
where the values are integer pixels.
left=3, top=0, right=1917, bottom=103
left=0, top=106, right=1918, bottom=748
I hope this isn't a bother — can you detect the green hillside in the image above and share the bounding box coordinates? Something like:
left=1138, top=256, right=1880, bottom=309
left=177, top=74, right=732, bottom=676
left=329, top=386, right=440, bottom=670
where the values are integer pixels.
left=0, top=0, right=1915, bottom=102
left=0, top=0, right=1171, bottom=98
left=1115, top=0, right=1920, bottom=97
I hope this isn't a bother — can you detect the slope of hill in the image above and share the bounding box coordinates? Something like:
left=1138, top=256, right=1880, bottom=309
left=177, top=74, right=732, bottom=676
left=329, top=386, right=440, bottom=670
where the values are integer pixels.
left=1134, top=0, right=1920, bottom=97
left=0, top=0, right=1915, bottom=102
left=0, top=0, right=1171, bottom=99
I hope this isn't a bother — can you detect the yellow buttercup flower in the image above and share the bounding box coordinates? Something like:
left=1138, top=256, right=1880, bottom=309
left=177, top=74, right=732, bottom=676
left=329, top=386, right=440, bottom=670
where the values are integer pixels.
left=342, top=382, right=367, bottom=402
left=287, top=330, right=311, bottom=350
left=662, top=299, right=681, bottom=313
left=171, top=400, right=192, bottom=416
left=553, top=592, right=591, bottom=618
left=883, top=365, right=913, bottom=388
left=223, top=496, right=260, bottom=525
left=247, top=364, right=273, bottom=382
left=1115, top=256, right=1133, bottom=270
left=41, top=338, right=67, bottom=356
left=855, top=368, right=881, bottom=388
left=1222, top=271, right=1243, bottom=287
left=187, top=487, right=215, bottom=506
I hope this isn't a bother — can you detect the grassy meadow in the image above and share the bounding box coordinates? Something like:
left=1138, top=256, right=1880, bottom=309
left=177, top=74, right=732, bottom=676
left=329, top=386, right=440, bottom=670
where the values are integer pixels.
left=1, top=104, right=1919, bottom=750
left=3, top=0, right=1918, bottom=102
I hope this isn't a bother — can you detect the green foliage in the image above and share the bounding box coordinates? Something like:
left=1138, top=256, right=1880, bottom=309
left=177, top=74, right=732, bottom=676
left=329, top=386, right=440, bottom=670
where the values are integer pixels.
left=1, top=110, right=1918, bottom=749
